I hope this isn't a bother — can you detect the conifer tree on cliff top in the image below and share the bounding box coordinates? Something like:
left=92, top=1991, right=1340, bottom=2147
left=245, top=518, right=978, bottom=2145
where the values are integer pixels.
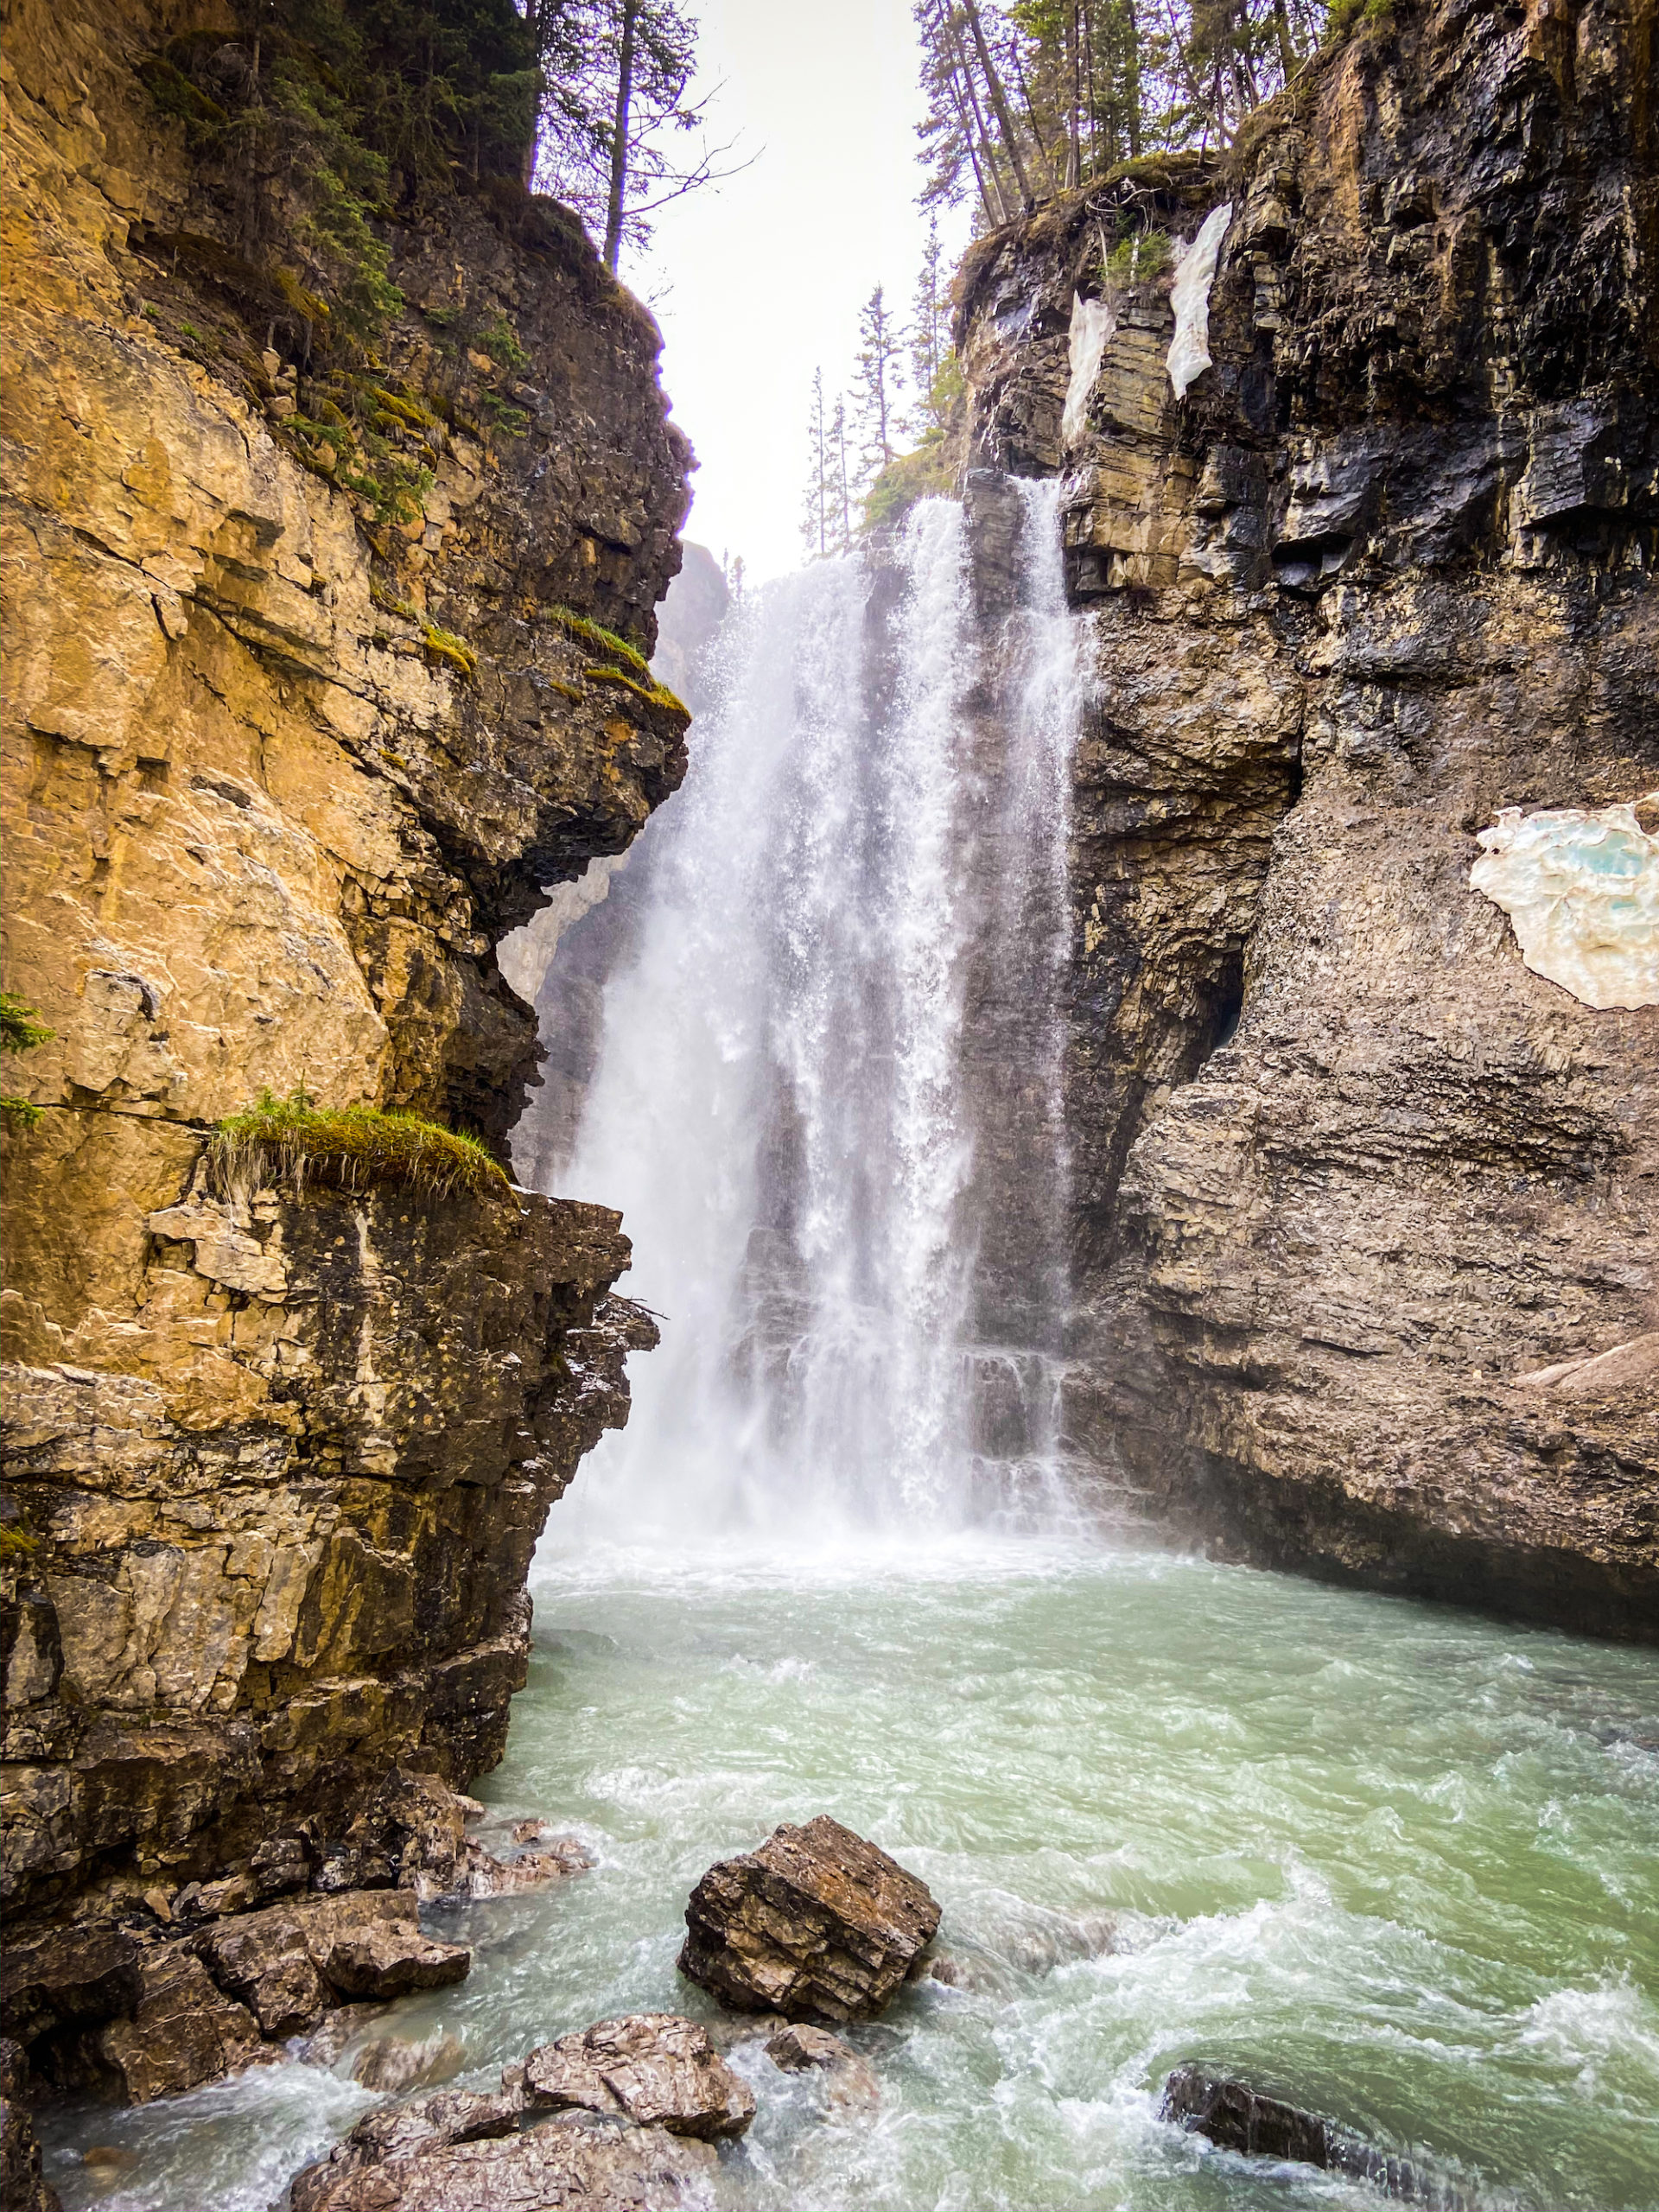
left=528, top=0, right=741, bottom=269
left=916, top=0, right=1331, bottom=223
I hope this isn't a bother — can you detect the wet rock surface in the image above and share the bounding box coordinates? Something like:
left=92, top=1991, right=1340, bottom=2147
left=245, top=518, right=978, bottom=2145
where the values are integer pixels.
left=524, top=2013, right=755, bottom=2139
left=958, top=0, right=1659, bottom=1637
left=765, top=2022, right=881, bottom=2114
left=294, top=2111, right=716, bottom=2212
left=289, top=2058, right=722, bottom=2212
left=195, top=1891, right=470, bottom=2032
left=1162, top=2064, right=1471, bottom=2208
left=0, top=2040, right=60, bottom=2212
left=678, top=1816, right=941, bottom=2020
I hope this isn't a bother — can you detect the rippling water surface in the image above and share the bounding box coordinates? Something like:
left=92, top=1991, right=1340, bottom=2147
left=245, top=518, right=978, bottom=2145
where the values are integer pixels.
left=43, top=1539, right=1659, bottom=2212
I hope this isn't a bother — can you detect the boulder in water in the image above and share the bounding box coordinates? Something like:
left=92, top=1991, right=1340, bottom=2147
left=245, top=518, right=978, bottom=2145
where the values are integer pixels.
left=524, top=2013, right=754, bottom=2139
left=1161, top=2065, right=1470, bottom=2209
left=677, top=1815, right=940, bottom=2020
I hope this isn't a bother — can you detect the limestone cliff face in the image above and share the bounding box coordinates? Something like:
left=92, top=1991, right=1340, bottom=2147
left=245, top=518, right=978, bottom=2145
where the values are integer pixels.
left=0, top=0, right=689, bottom=1961
left=960, top=0, right=1658, bottom=1636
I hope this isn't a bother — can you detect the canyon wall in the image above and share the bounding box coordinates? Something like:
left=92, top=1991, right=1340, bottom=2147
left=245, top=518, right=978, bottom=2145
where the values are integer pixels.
left=959, top=0, right=1658, bottom=1636
left=0, top=0, right=689, bottom=2060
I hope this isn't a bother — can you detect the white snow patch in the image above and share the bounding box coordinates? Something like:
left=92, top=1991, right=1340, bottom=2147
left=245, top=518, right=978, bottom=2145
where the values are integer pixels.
left=1062, top=290, right=1116, bottom=448
left=1166, top=202, right=1234, bottom=400
left=1470, top=799, right=1659, bottom=1010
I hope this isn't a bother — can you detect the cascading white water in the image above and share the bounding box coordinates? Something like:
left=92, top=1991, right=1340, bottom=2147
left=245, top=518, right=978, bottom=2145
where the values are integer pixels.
left=543, top=486, right=1083, bottom=1543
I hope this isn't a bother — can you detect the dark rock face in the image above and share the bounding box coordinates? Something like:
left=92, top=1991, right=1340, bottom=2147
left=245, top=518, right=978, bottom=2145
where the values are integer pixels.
left=505, top=543, right=732, bottom=1197
left=678, top=1816, right=941, bottom=2021
left=958, top=0, right=1658, bottom=1636
left=1161, top=2064, right=1470, bottom=2208
left=523, top=2014, right=756, bottom=2139
left=0, top=2040, right=60, bottom=2212
left=3, top=1888, right=468, bottom=2101
left=290, top=2075, right=718, bottom=2212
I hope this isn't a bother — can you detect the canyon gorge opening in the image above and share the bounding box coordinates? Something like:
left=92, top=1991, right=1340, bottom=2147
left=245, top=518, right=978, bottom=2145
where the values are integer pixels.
left=1, top=1, right=1656, bottom=2209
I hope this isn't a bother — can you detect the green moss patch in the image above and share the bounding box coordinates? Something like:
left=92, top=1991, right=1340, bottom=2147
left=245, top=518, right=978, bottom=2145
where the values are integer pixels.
left=213, top=1090, right=510, bottom=1202
left=582, top=666, right=690, bottom=721
left=546, top=606, right=650, bottom=676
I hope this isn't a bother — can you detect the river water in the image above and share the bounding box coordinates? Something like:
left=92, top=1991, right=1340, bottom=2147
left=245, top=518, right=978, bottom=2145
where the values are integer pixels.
left=41, top=1540, right=1659, bottom=2212
left=37, top=502, right=1659, bottom=2210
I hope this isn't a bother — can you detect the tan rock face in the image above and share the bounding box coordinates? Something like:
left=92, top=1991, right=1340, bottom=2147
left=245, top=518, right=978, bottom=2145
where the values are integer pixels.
left=523, top=2015, right=757, bottom=2140
left=0, top=0, right=687, bottom=2059
left=959, top=0, right=1657, bottom=1636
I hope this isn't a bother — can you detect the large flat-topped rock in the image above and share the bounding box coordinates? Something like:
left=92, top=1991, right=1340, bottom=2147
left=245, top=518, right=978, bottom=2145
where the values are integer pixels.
left=677, top=1815, right=939, bottom=2020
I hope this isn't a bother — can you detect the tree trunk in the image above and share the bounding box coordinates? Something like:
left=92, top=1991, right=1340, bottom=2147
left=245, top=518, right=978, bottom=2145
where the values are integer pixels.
left=962, top=0, right=1034, bottom=210
left=603, top=0, right=639, bottom=273
left=938, top=1, right=1012, bottom=224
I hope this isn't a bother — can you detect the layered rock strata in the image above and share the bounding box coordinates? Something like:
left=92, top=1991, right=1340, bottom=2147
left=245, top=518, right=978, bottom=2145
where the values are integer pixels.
left=291, top=2019, right=744, bottom=2212
left=679, top=1816, right=941, bottom=2020
left=1, top=0, right=688, bottom=2082
left=958, top=0, right=1658, bottom=1635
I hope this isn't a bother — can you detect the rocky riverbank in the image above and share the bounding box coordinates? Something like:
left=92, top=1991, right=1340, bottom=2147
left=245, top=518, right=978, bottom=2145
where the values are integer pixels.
left=957, top=0, right=1658, bottom=1637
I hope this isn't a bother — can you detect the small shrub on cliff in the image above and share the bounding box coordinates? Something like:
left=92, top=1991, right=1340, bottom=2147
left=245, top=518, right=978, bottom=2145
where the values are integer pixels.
left=1, top=992, right=54, bottom=1129
left=213, top=1089, right=511, bottom=1202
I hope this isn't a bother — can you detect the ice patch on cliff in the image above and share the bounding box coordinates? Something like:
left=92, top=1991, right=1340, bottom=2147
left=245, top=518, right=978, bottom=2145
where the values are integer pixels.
left=1166, top=202, right=1234, bottom=399
left=1062, top=290, right=1116, bottom=447
left=1470, top=800, right=1659, bottom=1010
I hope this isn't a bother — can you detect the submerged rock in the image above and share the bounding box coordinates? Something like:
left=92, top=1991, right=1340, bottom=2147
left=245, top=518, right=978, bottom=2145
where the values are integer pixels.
left=678, top=1815, right=940, bottom=2020
left=765, top=2022, right=880, bottom=2114
left=350, top=2027, right=467, bottom=2096
left=524, top=2014, right=754, bottom=2139
left=1161, top=2064, right=1471, bottom=2209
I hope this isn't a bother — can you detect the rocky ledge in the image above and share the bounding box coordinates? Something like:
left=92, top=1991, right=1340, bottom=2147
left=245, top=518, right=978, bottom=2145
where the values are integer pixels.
left=958, top=0, right=1657, bottom=1637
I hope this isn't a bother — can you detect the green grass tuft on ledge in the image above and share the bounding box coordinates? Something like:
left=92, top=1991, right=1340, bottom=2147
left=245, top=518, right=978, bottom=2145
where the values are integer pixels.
left=212, top=1089, right=511, bottom=1203
left=546, top=604, right=650, bottom=676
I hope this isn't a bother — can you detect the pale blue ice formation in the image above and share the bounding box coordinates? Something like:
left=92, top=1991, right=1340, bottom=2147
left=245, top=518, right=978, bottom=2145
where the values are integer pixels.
left=1166, top=201, right=1234, bottom=399
left=1470, top=799, right=1659, bottom=1009
left=1062, top=289, right=1116, bottom=447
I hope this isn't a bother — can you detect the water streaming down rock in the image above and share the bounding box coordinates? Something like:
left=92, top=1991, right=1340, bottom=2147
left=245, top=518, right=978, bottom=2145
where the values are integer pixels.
left=531, top=485, right=1084, bottom=1541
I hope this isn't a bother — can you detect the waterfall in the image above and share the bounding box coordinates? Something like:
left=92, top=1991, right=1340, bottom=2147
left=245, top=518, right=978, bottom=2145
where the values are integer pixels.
left=537, top=484, right=1083, bottom=1545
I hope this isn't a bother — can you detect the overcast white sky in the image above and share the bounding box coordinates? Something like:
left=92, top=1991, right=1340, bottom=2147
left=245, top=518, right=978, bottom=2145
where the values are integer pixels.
left=622, top=0, right=970, bottom=582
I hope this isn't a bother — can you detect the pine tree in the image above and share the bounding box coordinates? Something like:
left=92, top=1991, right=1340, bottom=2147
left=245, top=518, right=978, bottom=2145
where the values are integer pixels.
left=531, top=0, right=739, bottom=270
left=800, top=367, right=830, bottom=558
left=830, top=396, right=853, bottom=551
left=907, top=217, right=954, bottom=438
left=854, top=286, right=902, bottom=482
